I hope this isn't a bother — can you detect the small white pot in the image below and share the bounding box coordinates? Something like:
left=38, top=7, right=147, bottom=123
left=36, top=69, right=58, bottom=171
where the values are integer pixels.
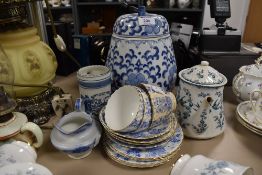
left=171, top=154, right=254, bottom=175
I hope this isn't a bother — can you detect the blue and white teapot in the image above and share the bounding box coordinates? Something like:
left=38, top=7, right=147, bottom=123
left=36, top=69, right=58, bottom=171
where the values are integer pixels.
left=106, top=6, right=177, bottom=91
left=176, top=61, right=228, bottom=139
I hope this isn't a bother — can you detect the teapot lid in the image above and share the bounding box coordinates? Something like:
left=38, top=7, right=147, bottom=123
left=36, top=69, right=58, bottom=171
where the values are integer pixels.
left=113, top=6, right=169, bottom=37
left=179, top=61, right=228, bottom=87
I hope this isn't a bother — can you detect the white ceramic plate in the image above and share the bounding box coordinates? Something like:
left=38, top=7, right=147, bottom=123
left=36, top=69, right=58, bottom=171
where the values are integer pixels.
left=0, top=162, right=53, bottom=175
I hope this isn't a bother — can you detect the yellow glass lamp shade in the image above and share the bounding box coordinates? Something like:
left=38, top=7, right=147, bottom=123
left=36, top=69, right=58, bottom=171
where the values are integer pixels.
left=0, top=27, right=57, bottom=97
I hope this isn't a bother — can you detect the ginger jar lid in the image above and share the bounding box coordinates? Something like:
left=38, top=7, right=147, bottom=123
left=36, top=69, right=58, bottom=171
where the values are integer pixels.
left=113, top=6, right=169, bottom=37
left=179, top=61, right=228, bottom=87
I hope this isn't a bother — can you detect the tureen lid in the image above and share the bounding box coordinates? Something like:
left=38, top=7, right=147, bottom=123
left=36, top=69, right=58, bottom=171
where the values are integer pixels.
left=113, top=6, right=169, bottom=37
left=179, top=61, right=227, bottom=87
left=239, top=56, right=262, bottom=77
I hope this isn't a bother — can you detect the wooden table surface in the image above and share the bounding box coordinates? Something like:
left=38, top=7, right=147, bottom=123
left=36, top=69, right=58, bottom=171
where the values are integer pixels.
left=37, top=73, right=262, bottom=175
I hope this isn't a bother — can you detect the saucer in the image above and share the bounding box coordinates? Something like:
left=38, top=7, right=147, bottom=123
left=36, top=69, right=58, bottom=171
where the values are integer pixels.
left=104, top=144, right=180, bottom=168
left=105, top=125, right=183, bottom=161
left=236, top=101, right=262, bottom=131
left=235, top=112, right=262, bottom=136
left=0, top=112, right=27, bottom=140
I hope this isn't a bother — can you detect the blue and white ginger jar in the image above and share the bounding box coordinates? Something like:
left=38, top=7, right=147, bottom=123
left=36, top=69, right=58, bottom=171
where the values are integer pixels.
left=176, top=61, right=228, bottom=139
left=106, top=6, right=177, bottom=91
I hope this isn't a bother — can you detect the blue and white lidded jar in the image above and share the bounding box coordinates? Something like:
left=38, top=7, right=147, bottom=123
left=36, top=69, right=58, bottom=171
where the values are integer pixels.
left=176, top=61, right=228, bottom=139
left=77, top=65, right=111, bottom=116
left=106, top=6, right=177, bottom=92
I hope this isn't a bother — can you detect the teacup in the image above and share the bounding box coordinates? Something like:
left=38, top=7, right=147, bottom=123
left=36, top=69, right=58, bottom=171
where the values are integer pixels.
left=250, top=90, right=262, bottom=124
left=171, top=154, right=254, bottom=175
left=105, top=86, right=144, bottom=132
left=77, top=65, right=111, bottom=116
left=139, top=84, right=176, bottom=125
left=0, top=112, right=43, bottom=148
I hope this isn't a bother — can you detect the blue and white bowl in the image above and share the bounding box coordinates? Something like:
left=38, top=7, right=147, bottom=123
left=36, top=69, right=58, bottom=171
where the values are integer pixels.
left=50, top=112, right=102, bottom=159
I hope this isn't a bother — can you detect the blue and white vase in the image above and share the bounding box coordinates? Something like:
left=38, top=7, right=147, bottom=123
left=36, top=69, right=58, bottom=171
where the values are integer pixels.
left=77, top=65, right=111, bottom=116
left=106, top=6, right=177, bottom=92
left=176, top=61, right=228, bottom=139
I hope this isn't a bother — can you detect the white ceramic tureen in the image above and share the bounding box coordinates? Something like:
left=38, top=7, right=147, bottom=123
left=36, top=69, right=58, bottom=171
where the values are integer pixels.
left=233, top=56, right=262, bottom=102
left=176, top=61, right=228, bottom=139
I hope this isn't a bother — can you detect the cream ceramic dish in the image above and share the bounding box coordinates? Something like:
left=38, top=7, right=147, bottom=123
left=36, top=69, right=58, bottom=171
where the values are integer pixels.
left=0, top=112, right=43, bottom=148
left=105, top=86, right=144, bottom=132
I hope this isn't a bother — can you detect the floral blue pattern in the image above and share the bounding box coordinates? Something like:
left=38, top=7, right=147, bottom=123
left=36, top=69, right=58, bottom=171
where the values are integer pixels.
left=126, top=73, right=148, bottom=85
left=81, top=91, right=111, bottom=115
left=200, top=161, right=231, bottom=175
left=176, top=80, right=225, bottom=137
left=106, top=126, right=183, bottom=160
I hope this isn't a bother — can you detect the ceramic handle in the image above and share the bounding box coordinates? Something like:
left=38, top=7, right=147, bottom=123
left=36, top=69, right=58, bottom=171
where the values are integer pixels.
left=20, top=122, right=43, bottom=148
left=232, top=73, right=244, bottom=97
left=250, top=90, right=262, bottom=112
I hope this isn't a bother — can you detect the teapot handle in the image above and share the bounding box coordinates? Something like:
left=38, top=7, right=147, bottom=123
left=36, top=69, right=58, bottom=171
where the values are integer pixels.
left=20, top=122, right=44, bottom=148
left=232, top=72, right=245, bottom=97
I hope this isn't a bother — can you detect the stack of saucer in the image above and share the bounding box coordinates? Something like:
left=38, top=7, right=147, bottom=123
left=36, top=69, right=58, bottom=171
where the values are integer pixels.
left=236, top=101, right=262, bottom=136
left=99, top=85, right=183, bottom=168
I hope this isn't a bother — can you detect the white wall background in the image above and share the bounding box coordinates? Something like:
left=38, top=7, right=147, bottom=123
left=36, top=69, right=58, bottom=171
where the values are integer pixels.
left=202, top=0, right=250, bottom=35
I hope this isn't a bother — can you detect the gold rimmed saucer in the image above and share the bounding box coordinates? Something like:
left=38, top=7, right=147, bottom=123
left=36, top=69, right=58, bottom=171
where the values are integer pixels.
left=104, top=143, right=181, bottom=168
left=236, top=111, right=262, bottom=136
left=236, top=101, right=262, bottom=136
left=104, top=125, right=183, bottom=161
left=104, top=119, right=177, bottom=146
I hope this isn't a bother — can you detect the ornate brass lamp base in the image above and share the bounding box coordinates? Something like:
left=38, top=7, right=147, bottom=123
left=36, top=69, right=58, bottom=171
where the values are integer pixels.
left=15, top=87, right=64, bottom=125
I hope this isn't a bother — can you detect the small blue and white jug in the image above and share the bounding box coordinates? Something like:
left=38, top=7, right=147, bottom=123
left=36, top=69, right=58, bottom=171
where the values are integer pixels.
left=106, top=6, right=177, bottom=92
